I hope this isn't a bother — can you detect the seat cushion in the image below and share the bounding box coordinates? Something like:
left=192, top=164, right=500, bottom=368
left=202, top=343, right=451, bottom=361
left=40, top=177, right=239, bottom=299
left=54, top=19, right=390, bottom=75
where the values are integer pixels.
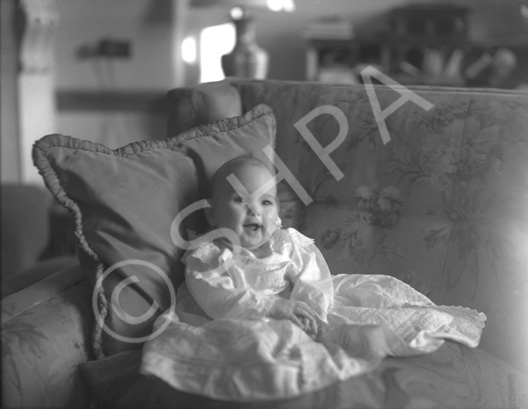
left=79, top=342, right=528, bottom=409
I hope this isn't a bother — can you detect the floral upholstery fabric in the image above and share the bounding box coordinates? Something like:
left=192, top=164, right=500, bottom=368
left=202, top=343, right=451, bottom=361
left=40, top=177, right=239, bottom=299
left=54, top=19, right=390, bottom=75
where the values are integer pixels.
left=232, top=80, right=528, bottom=374
left=1, top=264, right=93, bottom=409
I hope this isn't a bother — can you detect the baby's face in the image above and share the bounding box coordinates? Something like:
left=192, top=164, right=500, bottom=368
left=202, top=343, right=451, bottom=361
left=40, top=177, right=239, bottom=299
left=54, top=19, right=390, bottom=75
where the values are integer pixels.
left=209, top=162, right=278, bottom=250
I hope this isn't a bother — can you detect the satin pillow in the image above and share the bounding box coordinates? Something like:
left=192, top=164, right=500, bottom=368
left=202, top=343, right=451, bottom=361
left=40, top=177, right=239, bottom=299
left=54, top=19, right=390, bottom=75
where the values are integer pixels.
left=33, top=104, right=276, bottom=357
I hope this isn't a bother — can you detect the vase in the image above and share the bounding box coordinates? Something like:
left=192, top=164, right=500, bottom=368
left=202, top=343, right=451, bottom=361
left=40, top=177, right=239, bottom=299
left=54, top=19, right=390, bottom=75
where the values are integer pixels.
left=221, top=16, right=269, bottom=79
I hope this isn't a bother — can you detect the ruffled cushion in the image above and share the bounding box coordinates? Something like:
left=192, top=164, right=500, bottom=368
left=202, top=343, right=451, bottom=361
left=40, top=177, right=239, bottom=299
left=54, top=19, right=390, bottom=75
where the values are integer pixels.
left=32, top=104, right=276, bottom=358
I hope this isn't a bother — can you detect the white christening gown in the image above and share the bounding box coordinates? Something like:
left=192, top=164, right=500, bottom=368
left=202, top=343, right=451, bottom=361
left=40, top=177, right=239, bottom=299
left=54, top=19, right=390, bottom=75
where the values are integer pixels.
left=140, top=228, right=486, bottom=401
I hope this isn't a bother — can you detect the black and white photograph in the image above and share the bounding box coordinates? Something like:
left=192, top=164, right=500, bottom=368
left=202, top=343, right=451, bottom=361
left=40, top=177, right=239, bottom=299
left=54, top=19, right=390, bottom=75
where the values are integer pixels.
left=2, top=1, right=528, bottom=408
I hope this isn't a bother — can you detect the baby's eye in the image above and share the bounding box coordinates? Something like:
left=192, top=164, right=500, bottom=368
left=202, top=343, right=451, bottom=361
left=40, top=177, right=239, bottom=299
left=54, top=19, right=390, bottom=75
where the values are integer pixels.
left=262, top=199, right=274, bottom=206
left=234, top=197, right=245, bottom=204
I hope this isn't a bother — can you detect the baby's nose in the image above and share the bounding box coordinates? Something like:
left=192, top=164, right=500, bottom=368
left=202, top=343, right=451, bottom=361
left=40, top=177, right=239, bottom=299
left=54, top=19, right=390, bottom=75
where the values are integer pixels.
left=247, top=205, right=260, bottom=216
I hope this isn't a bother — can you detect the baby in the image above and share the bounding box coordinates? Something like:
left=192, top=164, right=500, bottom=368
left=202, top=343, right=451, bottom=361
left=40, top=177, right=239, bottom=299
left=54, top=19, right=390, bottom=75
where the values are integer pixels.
left=176, top=155, right=486, bottom=345
left=179, top=155, right=330, bottom=336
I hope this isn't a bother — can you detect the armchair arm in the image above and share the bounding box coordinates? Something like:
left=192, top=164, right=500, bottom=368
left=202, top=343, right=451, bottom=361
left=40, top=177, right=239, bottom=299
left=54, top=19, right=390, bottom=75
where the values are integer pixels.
left=2, top=263, right=94, bottom=409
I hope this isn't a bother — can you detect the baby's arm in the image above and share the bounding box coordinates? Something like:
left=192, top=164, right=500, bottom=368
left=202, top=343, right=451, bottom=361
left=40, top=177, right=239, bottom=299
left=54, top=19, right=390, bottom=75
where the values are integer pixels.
left=187, top=258, right=317, bottom=332
left=185, top=246, right=276, bottom=320
left=285, top=229, right=335, bottom=334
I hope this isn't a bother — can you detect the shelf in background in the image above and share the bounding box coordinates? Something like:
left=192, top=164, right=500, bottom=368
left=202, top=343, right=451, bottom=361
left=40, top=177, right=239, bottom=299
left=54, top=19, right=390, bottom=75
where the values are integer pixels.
left=304, top=3, right=528, bottom=88
left=305, top=37, right=528, bottom=88
left=55, top=90, right=167, bottom=112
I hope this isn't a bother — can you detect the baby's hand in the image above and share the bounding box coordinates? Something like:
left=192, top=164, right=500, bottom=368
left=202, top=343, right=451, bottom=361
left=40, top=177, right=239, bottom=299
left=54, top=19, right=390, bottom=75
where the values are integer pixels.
left=300, top=316, right=319, bottom=338
left=268, top=298, right=318, bottom=335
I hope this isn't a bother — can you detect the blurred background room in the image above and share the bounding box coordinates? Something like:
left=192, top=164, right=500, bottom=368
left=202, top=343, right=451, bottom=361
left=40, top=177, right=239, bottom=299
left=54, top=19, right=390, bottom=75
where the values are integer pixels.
left=2, top=0, right=528, bottom=290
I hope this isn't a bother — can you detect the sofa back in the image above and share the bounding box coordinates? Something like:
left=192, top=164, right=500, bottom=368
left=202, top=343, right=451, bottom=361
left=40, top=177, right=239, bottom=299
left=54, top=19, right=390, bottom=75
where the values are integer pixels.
left=230, top=79, right=528, bottom=373
left=168, top=79, right=528, bottom=373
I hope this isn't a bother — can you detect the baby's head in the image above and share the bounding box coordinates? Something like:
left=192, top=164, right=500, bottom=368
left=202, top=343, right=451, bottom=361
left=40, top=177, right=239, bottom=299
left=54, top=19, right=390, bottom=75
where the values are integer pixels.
left=206, top=156, right=279, bottom=251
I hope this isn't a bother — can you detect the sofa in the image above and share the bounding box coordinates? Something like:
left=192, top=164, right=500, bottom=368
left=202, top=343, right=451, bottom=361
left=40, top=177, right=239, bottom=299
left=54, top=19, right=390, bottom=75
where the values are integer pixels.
left=1, top=184, right=77, bottom=298
left=2, top=78, right=528, bottom=408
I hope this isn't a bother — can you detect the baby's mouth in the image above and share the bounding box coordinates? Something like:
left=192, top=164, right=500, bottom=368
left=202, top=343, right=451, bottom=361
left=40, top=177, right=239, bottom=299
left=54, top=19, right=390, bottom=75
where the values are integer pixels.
left=244, top=223, right=262, bottom=232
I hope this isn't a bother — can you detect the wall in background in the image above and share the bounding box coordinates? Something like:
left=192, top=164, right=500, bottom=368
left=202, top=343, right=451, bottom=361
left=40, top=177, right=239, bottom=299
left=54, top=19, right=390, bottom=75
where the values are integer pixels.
left=55, top=0, right=178, bottom=90
left=48, top=0, right=528, bottom=89
left=53, top=0, right=186, bottom=145
left=54, top=0, right=528, bottom=92
left=183, top=0, right=404, bottom=82
left=1, top=0, right=20, bottom=183
left=3, top=0, right=527, bottom=179
left=184, top=0, right=528, bottom=82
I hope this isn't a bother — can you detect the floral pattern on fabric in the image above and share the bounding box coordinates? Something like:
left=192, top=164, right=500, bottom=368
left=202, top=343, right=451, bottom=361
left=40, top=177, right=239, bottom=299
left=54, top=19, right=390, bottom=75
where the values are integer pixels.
left=233, top=81, right=528, bottom=373
left=1, top=266, right=93, bottom=409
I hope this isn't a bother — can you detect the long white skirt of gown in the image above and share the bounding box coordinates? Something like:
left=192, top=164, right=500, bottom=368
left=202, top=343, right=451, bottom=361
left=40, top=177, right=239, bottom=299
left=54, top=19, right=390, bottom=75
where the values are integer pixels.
left=140, top=274, right=486, bottom=401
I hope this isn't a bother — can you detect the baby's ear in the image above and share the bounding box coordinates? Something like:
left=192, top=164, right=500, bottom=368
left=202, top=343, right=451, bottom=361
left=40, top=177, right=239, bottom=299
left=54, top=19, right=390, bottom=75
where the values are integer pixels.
left=204, top=200, right=216, bottom=226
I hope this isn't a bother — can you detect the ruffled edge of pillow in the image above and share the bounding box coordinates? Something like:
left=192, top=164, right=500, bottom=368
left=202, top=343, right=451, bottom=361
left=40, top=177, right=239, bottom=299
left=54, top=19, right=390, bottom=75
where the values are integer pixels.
left=31, top=103, right=275, bottom=359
